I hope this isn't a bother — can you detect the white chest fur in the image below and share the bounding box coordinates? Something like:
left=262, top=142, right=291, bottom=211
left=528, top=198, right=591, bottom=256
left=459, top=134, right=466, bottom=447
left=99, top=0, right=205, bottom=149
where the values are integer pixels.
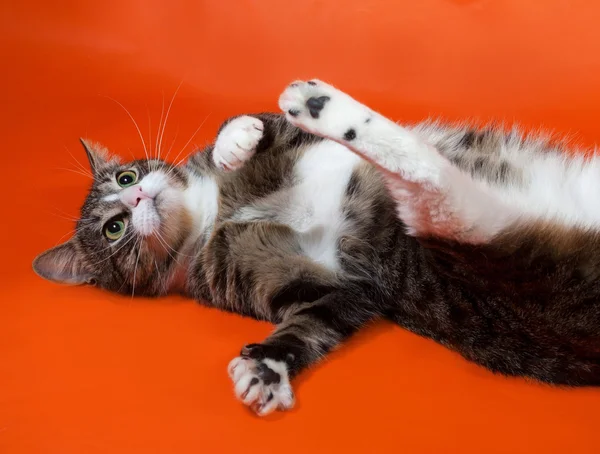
left=183, top=174, right=220, bottom=239
left=287, top=140, right=362, bottom=270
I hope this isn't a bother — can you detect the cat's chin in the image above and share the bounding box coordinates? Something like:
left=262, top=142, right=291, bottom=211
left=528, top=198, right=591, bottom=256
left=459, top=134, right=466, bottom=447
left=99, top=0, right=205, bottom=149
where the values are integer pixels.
left=131, top=199, right=161, bottom=237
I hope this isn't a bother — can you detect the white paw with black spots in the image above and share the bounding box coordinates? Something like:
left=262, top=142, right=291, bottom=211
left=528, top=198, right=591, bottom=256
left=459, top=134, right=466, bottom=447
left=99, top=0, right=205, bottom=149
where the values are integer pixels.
left=213, top=115, right=264, bottom=171
left=278, top=79, right=372, bottom=143
left=228, top=356, right=295, bottom=416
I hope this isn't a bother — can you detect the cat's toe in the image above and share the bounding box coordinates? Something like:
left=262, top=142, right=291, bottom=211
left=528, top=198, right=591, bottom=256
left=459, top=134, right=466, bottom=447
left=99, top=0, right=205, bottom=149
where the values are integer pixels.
left=228, top=355, right=295, bottom=416
left=213, top=115, right=264, bottom=171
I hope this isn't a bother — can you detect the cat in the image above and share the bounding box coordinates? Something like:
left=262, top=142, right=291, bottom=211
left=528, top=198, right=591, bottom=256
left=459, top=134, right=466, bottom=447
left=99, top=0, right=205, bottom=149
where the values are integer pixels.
left=33, top=79, right=600, bottom=417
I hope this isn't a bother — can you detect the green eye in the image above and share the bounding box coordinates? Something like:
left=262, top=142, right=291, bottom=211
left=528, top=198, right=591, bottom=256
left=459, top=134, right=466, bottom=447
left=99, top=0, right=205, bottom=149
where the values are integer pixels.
left=116, top=170, right=137, bottom=188
left=104, top=219, right=125, bottom=241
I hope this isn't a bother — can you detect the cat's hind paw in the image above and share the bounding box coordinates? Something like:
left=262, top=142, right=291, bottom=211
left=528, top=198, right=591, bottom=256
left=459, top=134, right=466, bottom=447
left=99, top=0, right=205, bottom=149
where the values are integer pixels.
left=278, top=79, right=372, bottom=142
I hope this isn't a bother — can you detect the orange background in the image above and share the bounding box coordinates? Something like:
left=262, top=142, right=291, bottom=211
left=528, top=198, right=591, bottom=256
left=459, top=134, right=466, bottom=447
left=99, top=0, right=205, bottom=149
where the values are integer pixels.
left=2, top=1, right=600, bottom=453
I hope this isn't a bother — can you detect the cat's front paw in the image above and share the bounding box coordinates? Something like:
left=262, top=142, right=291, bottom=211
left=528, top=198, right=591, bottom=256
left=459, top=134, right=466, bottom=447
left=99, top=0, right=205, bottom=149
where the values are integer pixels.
left=228, top=353, right=295, bottom=416
left=213, top=115, right=264, bottom=171
left=278, top=79, right=371, bottom=141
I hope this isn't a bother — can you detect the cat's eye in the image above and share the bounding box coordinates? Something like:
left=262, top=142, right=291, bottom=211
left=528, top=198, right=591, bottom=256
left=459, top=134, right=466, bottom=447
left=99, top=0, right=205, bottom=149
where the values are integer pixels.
left=116, top=170, right=137, bottom=188
left=104, top=219, right=126, bottom=241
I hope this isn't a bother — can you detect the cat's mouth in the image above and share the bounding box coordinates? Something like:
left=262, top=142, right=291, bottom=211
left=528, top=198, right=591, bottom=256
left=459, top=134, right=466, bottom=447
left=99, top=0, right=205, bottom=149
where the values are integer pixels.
left=131, top=192, right=163, bottom=237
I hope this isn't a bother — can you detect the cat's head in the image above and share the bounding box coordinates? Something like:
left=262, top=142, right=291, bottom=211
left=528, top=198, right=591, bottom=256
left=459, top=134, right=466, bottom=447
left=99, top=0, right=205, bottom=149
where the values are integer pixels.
left=33, top=140, right=195, bottom=296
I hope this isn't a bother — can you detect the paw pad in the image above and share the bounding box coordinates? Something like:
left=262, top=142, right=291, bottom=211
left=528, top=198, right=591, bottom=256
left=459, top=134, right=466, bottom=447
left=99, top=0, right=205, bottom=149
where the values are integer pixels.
left=228, top=355, right=295, bottom=416
left=306, top=96, right=330, bottom=119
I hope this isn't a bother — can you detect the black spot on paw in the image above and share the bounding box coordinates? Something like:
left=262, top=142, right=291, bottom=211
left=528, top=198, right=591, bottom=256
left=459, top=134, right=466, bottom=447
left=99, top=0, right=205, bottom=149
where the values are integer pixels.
left=307, top=81, right=317, bottom=86
left=365, top=117, right=371, bottom=124
left=306, top=96, right=330, bottom=119
left=288, top=109, right=300, bottom=117
left=343, top=128, right=357, bottom=141
left=257, top=362, right=281, bottom=385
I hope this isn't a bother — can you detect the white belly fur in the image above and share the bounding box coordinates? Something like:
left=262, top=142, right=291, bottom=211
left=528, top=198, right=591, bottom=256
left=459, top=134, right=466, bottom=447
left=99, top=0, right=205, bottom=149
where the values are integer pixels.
left=287, top=140, right=362, bottom=270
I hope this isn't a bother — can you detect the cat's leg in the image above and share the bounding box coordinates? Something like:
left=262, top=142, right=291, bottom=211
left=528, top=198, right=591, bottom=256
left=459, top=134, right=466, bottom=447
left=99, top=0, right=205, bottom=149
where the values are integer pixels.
left=228, top=289, right=375, bottom=416
left=197, top=221, right=375, bottom=415
left=278, top=80, right=514, bottom=243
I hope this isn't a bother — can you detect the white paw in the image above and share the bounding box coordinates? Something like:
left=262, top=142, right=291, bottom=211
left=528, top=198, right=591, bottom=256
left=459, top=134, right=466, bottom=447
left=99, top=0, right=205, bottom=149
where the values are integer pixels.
left=278, top=79, right=371, bottom=140
left=213, top=116, right=264, bottom=171
left=228, top=356, right=295, bottom=416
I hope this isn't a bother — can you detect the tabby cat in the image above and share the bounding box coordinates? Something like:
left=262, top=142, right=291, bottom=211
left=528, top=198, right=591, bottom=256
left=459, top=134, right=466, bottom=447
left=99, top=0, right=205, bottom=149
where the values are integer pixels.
left=33, top=79, right=600, bottom=416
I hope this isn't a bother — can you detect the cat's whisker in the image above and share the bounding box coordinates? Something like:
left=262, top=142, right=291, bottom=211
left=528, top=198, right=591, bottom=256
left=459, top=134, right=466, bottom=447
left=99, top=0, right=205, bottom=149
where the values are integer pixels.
left=72, top=219, right=98, bottom=228
left=71, top=226, right=96, bottom=237
left=65, top=150, right=91, bottom=174
left=88, top=235, right=133, bottom=261
left=153, top=231, right=185, bottom=265
left=48, top=207, right=89, bottom=222
left=160, top=233, right=194, bottom=258
left=152, top=258, right=168, bottom=295
left=162, top=114, right=211, bottom=179
left=156, top=80, right=184, bottom=166
left=151, top=91, right=165, bottom=166
left=126, top=147, right=137, bottom=162
left=69, top=163, right=93, bottom=179
left=116, top=279, right=128, bottom=295
left=50, top=223, right=97, bottom=242
left=52, top=229, right=76, bottom=246
left=56, top=167, right=94, bottom=180
left=146, top=104, right=153, bottom=166
left=162, top=126, right=180, bottom=165
left=68, top=159, right=91, bottom=178
left=162, top=144, right=201, bottom=181
left=154, top=231, right=180, bottom=259
left=64, top=146, right=94, bottom=178
left=152, top=214, right=195, bottom=258
left=131, top=238, right=142, bottom=299
left=172, top=148, right=198, bottom=168
left=90, top=233, right=137, bottom=267
left=49, top=214, right=90, bottom=225
left=103, top=95, right=149, bottom=162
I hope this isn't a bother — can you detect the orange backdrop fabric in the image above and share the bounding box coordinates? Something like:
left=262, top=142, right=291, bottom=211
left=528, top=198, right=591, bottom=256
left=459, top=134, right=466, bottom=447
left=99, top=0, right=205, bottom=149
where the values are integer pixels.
left=2, top=1, right=599, bottom=453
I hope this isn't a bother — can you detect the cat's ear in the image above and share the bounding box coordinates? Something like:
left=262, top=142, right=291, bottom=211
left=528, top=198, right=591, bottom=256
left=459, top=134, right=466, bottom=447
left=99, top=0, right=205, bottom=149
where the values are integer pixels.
left=32, top=239, right=95, bottom=285
left=79, top=138, right=118, bottom=176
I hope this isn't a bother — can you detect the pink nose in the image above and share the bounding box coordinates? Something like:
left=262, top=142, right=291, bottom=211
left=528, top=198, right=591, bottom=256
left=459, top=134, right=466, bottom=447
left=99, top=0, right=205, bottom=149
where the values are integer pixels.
left=121, top=185, right=151, bottom=208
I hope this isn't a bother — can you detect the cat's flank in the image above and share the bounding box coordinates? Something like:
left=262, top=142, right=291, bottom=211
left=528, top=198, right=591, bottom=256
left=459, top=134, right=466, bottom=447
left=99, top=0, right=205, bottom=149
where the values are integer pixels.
left=34, top=81, right=600, bottom=416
